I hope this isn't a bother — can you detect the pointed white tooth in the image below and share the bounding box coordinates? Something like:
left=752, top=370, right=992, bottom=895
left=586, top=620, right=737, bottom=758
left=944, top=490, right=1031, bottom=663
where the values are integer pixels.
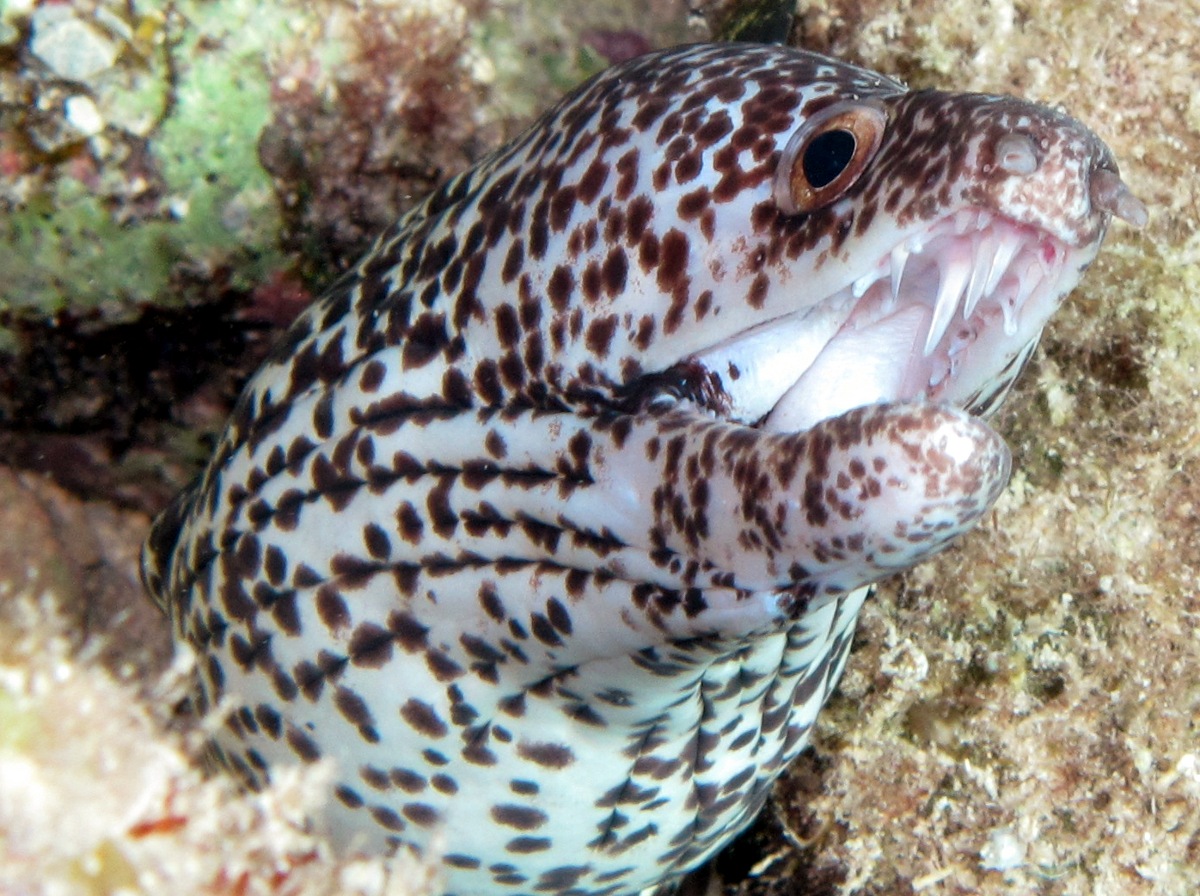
left=1002, top=296, right=1018, bottom=336
left=1014, top=258, right=1043, bottom=311
left=983, top=234, right=1021, bottom=295
left=924, top=256, right=971, bottom=356
left=948, top=328, right=972, bottom=357
left=907, top=234, right=925, bottom=255
left=962, top=237, right=991, bottom=319
left=929, top=360, right=950, bottom=388
left=888, top=245, right=909, bottom=305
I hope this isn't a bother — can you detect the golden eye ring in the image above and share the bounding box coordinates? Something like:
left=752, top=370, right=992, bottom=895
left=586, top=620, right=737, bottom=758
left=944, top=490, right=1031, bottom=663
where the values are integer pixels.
left=774, top=102, right=887, bottom=214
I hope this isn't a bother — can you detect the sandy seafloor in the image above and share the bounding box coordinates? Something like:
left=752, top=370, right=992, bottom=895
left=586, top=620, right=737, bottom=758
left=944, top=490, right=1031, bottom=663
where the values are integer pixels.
left=0, top=0, right=1197, bottom=894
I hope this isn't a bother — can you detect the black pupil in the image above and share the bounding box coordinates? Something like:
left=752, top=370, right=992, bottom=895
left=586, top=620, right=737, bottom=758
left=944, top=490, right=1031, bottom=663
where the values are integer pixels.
left=802, top=129, right=857, bottom=189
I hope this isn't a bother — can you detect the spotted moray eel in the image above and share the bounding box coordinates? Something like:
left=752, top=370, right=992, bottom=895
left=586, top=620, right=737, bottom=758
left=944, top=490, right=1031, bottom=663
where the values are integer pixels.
left=143, top=43, right=1145, bottom=896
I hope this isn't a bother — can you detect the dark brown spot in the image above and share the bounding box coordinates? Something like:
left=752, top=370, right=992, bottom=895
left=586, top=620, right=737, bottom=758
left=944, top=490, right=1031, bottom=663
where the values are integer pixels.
left=335, top=785, right=363, bottom=808
left=442, top=366, right=472, bottom=407
left=348, top=623, right=394, bottom=668
left=491, top=803, right=548, bottom=831
left=549, top=185, right=578, bottom=232
left=474, top=359, right=504, bottom=405
left=530, top=613, right=563, bottom=647
left=501, top=240, right=525, bottom=284
left=390, top=767, right=427, bottom=792
left=581, top=260, right=602, bottom=303
left=585, top=315, right=618, bottom=358
left=495, top=303, right=521, bottom=349
left=396, top=503, right=425, bottom=543
left=480, top=584, right=506, bottom=622
left=695, top=108, right=734, bottom=145
left=427, top=648, right=465, bottom=681
left=510, top=779, right=539, bottom=795
left=506, top=836, right=551, bottom=854
left=677, top=187, right=711, bottom=222
left=578, top=158, right=610, bottom=203
left=431, top=773, right=459, bottom=795
left=334, top=686, right=379, bottom=741
left=656, top=228, right=689, bottom=290
left=254, top=704, right=282, bottom=739
left=484, top=428, right=508, bottom=459
left=747, top=271, right=769, bottom=309
left=285, top=726, right=321, bottom=762
left=402, top=803, right=440, bottom=827
left=547, top=265, right=574, bottom=312
left=546, top=597, right=573, bottom=634
left=400, top=698, right=448, bottom=738
left=517, top=741, right=575, bottom=768
left=389, top=610, right=429, bottom=651
left=402, top=314, right=449, bottom=369
left=316, top=587, right=350, bottom=631
left=565, top=568, right=589, bottom=598
left=353, top=764, right=389, bottom=792
left=426, top=476, right=457, bottom=538
left=363, top=523, right=391, bottom=560
left=602, top=247, right=628, bottom=296
left=372, top=805, right=408, bottom=831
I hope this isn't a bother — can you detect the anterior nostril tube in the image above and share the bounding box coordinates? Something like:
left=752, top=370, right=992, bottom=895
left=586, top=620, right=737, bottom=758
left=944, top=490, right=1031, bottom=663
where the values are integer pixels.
left=1090, top=167, right=1149, bottom=228
left=995, top=133, right=1039, bottom=175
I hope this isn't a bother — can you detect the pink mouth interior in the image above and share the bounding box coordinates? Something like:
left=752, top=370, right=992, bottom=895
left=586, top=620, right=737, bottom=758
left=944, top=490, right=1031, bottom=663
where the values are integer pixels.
left=753, top=209, right=1078, bottom=433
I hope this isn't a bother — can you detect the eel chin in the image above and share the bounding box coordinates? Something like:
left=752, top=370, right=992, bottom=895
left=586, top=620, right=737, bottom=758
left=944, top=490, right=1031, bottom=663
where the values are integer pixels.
left=689, top=207, right=1101, bottom=435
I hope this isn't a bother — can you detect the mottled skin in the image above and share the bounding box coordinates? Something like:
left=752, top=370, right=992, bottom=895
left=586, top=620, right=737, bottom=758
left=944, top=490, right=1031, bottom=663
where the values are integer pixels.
left=143, top=44, right=1142, bottom=896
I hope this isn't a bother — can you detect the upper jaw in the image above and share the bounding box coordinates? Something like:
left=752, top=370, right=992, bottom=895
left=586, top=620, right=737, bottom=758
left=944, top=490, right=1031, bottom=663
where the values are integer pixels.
left=686, top=206, right=1102, bottom=434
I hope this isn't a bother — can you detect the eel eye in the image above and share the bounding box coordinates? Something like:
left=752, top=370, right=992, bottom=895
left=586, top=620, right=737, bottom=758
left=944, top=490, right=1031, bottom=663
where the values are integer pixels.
left=774, top=102, right=887, bottom=214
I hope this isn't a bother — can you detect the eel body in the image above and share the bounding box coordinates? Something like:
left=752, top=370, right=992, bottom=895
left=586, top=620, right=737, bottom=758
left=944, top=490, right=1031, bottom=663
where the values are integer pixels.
left=142, top=43, right=1145, bottom=896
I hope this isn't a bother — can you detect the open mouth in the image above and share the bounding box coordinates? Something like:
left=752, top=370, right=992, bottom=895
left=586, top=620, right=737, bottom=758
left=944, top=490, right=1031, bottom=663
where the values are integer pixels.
left=689, top=207, right=1089, bottom=434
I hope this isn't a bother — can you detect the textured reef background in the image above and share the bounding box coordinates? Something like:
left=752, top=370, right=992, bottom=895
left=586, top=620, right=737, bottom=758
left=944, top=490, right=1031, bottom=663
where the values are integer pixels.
left=1, top=0, right=1197, bottom=894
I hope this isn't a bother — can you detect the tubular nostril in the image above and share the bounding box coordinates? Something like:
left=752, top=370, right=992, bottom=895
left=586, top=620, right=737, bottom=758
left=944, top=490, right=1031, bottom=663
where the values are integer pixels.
left=1090, top=167, right=1149, bottom=228
left=995, top=133, right=1039, bottom=175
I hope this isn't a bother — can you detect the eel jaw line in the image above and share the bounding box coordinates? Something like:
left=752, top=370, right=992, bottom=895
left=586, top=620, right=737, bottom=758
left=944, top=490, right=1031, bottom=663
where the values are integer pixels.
left=690, top=207, right=1100, bottom=434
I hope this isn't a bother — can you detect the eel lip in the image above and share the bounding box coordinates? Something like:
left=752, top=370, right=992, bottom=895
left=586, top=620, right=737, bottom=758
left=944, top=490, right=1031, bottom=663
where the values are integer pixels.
left=688, top=207, right=1098, bottom=434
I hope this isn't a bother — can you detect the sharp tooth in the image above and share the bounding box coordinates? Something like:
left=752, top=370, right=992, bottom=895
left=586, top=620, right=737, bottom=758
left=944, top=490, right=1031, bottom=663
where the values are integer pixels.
left=924, top=255, right=971, bottom=356
left=888, top=245, right=909, bottom=306
left=983, top=234, right=1021, bottom=295
left=1014, top=258, right=1043, bottom=311
left=962, top=236, right=991, bottom=319
left=907, top=234, right=925, bottom=255
left=955, top=209, right=992, bottom=234
left=1001, top=296, right=1018, bottom=336
left=929, top=360, right=950, bottom=388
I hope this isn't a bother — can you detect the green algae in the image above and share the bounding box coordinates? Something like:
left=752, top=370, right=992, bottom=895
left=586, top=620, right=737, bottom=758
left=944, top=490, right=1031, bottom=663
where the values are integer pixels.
left=0, top=0, right=286, bottom=327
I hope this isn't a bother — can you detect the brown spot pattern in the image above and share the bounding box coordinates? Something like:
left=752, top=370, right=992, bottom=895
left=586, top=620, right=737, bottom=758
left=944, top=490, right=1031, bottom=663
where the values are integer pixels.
left=142, top=38, right=1120, bottom=896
